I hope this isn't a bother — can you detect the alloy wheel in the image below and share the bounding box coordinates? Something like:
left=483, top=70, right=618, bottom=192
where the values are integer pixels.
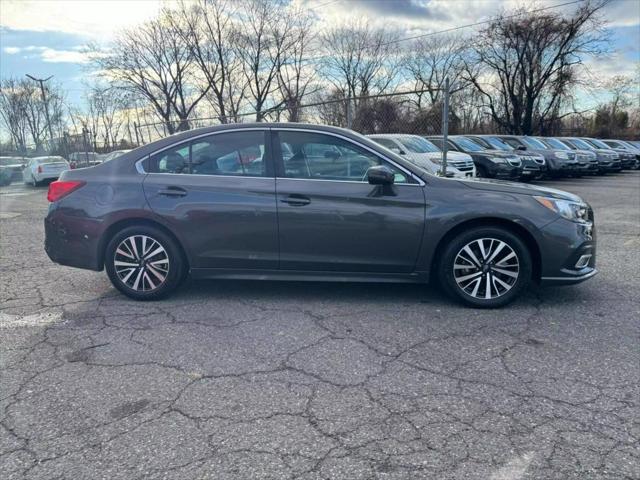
left=113, top=235, right=170, bottom=292
left=453, top=238, right=519, bottom=300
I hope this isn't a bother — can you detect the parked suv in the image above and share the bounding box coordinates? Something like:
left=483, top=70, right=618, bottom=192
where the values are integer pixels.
left=557, top=138, right=621, bottom=173
left=368, top=134, right=476, bottom=178
left=583, top=138, right=636, bottom=169
left=466, top=135, right=546, bottom=180
left=536, top=137, right=599, bottom=175
left=602, top=140, right=640, bottom=169
left=427, top=135, right=522, bottom=179
left=44, top=123, right=597, bottom=308
left=496, top=135, right=581, bottom=177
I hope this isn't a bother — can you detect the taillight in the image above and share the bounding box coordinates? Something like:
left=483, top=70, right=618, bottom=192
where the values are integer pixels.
left=47, top=180, right=86, bottom=202
left=37, top=165, right=42, bottom=174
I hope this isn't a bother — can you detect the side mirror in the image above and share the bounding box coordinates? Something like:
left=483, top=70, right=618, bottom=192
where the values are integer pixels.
left=517, top=145, right=526, bottom=151
left=367, top=165, right=395, bottom=185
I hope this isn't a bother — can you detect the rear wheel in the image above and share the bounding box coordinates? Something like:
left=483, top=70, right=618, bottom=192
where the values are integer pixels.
left=105, top=226, right=185, bottom=300
left=438, top=227, right=532, bottom=308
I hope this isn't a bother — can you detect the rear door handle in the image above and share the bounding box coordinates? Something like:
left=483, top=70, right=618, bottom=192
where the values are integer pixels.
left=281, top=194, right=310, bottom=206
left=158, top=186, right=187, bottom=197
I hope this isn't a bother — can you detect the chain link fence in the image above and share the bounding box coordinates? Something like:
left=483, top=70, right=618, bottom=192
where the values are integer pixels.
left=131, top=88, right=449, bottom=145
left=4, top=87, right=453, bottom=171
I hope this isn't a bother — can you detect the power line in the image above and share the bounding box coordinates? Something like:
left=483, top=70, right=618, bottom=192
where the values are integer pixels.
left=307, top=0, right=341, bottom=11
left=293, top=0, right=587, bottom=66
left=379, top=0, right=585, bottom=47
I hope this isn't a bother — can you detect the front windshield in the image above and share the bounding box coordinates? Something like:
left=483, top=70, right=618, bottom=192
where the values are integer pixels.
left=542, top=138, right=571, bottom=150
left=520, top=137, right=547, bottom=149
left=454, top=137, right=485, bottom=152
left=586, top=138, right=610, bottom=149
left=569, top=138, right=595, bottom=150
left=400, top=137, right=440, bottom=153
left=484, top=137, right=513, bottom=151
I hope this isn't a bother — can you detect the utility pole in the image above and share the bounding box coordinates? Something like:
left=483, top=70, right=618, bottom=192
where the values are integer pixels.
left=26, top=74, right=55, bottom=149
left=441, top=77, right=450, bottom=177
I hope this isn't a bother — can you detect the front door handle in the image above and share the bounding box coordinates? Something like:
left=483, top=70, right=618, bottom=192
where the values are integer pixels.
left=158, top=186, right=187, bottom=197
left=281, top=194, right=310, bottom=206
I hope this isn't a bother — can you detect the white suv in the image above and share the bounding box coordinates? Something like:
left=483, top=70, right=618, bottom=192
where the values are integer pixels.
left=368, top=134, right=476, bottom=178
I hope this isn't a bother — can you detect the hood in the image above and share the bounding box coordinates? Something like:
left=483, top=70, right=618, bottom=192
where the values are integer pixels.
left=468, top=149, right=518, bottom=159
left=442, top=150, right=473, bottom=161
left=418, top=151, right=471, bottom=161
left=457, top=176, right=582, bottom=202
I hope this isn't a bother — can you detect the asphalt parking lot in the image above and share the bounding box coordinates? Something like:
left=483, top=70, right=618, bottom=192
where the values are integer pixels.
left=1, top=172, right=639, bottom=480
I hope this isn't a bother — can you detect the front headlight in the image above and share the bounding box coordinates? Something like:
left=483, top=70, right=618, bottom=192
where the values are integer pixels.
left=490, top=156, right=508, bottom=163
left=554, top=151, right=569, bottom=159
left=534, top=196, right=590, bottom=224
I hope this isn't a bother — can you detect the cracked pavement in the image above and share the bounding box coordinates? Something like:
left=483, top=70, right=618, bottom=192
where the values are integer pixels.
left=1, top=173, right=639, bottom=479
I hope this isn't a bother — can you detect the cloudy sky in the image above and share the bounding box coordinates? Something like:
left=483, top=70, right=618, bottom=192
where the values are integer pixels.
left=1, top=0, right=638, bottom=109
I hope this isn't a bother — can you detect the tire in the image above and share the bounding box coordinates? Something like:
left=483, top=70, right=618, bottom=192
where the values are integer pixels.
left=438, top=226, right=532, bottom=308
left=476, top=165, right=489, bottom=178
left=104, top=225, right=185, bottom=301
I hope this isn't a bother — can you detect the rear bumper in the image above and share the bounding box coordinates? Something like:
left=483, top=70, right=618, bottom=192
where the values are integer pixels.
left=45, top=207, right=103, bottom=271
left=35, top=172, right=64, bottom=182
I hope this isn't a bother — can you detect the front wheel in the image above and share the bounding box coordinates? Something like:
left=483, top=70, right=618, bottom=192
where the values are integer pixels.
left=105, top=226, right=185, bottom=300
left=438, top=227, right=532, bottom=308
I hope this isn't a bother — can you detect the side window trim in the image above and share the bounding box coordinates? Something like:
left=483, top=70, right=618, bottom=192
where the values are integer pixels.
left=136, top=128, right=274, bottom=177
left=272, top=129, right=423, bottom=186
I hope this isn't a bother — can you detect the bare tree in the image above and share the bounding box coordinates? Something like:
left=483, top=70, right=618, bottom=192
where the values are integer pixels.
left=403, top=33, right=469, bottom=109
left=0, top=78, right=30, bottom=153
left=93, top=9, right=208, bottom=134
left=276, top=6, right=317, bottom=122
left=234, top=0, right=296, bottom=121
left=0, top=78, right=65, bottom=152
left=174, top=0, right=246, bottom=124
left=465, top=1, right=609, bottom=135
left=321, top=20, right=401, bottom=105
left=86, top=83, right=130, bottom=150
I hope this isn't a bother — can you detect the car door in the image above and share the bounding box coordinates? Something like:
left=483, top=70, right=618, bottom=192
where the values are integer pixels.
left=142, top=129, right=279, bottom=270
left=273, top=129, right=426, bottom=273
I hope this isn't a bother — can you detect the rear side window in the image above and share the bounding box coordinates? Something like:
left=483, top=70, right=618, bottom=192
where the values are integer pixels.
left=149, top=145, right=190, bottom=174
left=191, top=131, right=267, bottom=177
left=146, top=131, right=268, bottom=177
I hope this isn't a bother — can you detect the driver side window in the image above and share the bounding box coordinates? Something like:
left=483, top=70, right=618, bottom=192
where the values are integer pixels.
left=278, top=131, right=411, bottom=184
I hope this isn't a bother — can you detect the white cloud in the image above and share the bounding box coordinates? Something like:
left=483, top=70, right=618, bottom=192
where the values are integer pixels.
left=2, top=44, right=89, bottom=63
left=40, top=48, right=90, bottom=64
left=0, top=0, right=179, bottom=39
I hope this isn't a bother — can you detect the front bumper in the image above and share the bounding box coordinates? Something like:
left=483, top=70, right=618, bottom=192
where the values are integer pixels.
left=538, top=215, right=597, bottom=286
left=620, top=156, right=636, bottom=169
left=490, top=162, right=522, bottom=179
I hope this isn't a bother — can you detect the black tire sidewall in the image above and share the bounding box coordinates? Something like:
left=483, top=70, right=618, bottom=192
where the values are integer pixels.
left=105, top=226, right=184, bottom=301
left=439, top=227, right=532, bottom=308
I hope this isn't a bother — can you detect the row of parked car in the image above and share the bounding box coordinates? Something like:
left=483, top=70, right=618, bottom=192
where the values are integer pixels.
left=367, top=134, right=640, bottom=181
left=2, top=135, right=639, bottom=187
left=0, top=149, right=131, bottom=186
